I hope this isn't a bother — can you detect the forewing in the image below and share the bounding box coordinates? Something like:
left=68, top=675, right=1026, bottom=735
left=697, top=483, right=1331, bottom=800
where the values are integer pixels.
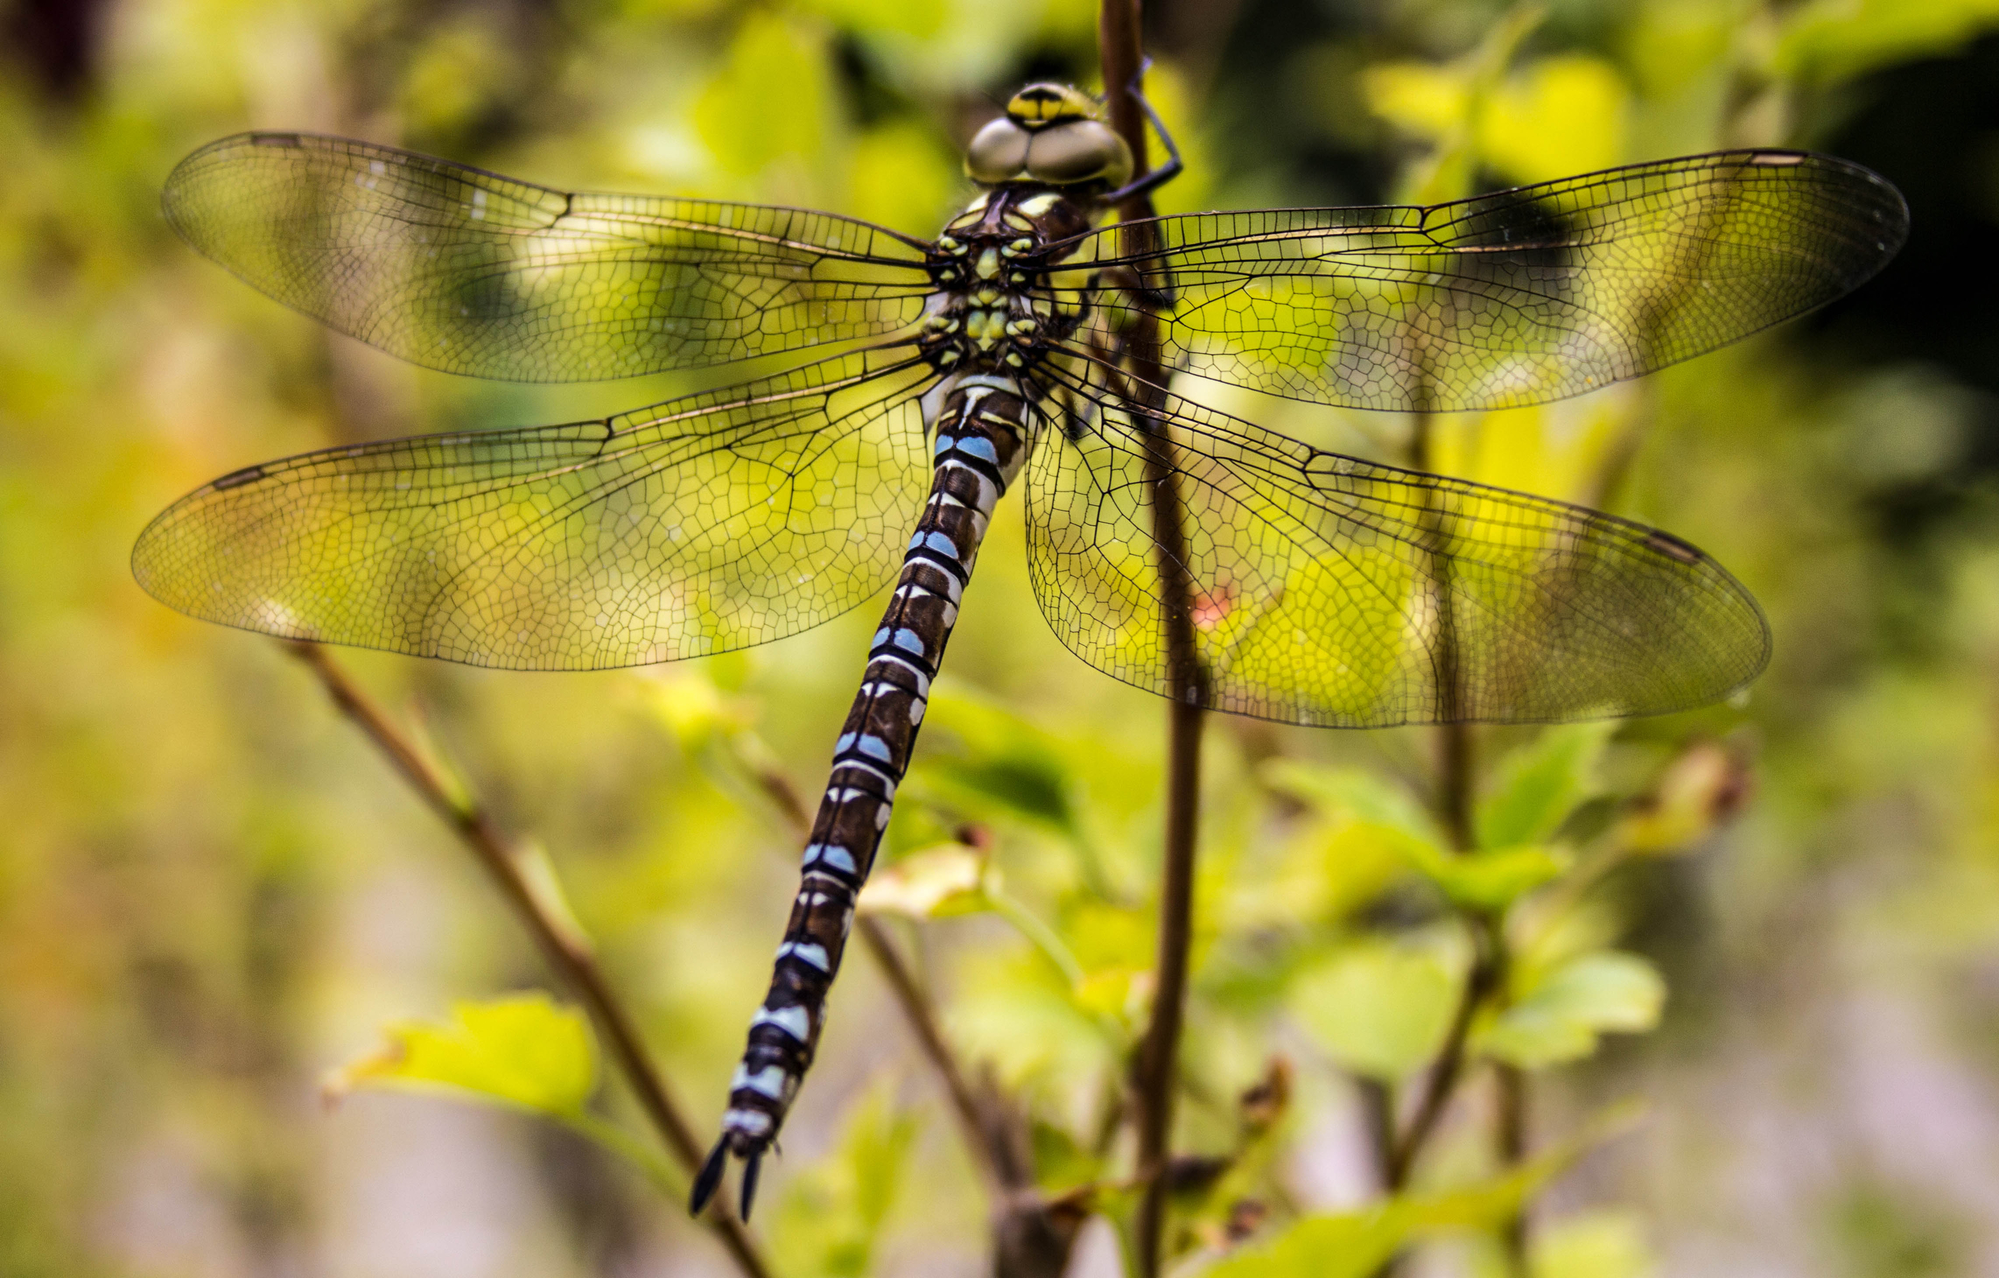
left=132, top=352, right=937, bottom=669
left=164, top=133, right=935, bottom=382
left=1024, top=364, right=1768, bottom=726
left=1069, top=151, right=1906, bottom=411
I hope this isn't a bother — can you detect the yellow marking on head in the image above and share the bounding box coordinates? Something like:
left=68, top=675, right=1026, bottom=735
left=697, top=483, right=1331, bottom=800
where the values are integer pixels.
left=1006, top=83, right=1101, bottom=130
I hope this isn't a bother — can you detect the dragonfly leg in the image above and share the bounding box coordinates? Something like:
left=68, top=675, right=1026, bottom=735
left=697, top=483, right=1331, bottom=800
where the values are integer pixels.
left=1100, top=62, right=1185, bottom=206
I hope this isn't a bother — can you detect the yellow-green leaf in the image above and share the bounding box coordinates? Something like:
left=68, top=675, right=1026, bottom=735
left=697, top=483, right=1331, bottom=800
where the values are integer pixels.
left=1291, top=940, right=1460, bottom=1080
left=1264, top=761, right=1448, bottom=852
left=693, top=12, right=833, bottom=182
left=326, top=993, right=597, bottom=1117
left=1532, top=1209, right=1656, bottom=1278
left=1402, top=841, right=1570, bottom=911
left=909, top=684, right=1080, bottom=837
left=1206, top=1148, right=1566, bottom=1278
left=773, top=1084, right=918, bottom=1278
left=1775, top=0, right=1999, bottom=87
left=1477, top=723, right=1615, bottom=850
left=1478, top=55, right=1630, bottom=184
left=1481, top=952, right=1665, bottom=1067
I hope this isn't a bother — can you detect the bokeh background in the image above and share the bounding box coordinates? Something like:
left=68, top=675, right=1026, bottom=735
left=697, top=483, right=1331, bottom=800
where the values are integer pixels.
left=4, top=0, right=1999, bottom=1275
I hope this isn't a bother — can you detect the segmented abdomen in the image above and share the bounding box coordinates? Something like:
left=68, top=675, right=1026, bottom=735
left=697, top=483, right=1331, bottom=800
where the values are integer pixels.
left=692, top=375, right=1038, bottom=1218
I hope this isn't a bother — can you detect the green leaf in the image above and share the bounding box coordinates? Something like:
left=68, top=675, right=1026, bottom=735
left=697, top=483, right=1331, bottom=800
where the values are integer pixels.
left=1291, top=940, right=1460, bottom=1080
left=1480, top=952, right=1665, bottom=1068
left=325, top=993, right=596, bottom=1117
left=1206, top=1148, right=1566, bottom=1278
left=1476, top=723, right=1616, bottom=850
left=1477, top=55, right=1630, bottom=184
left=908, top=683, right=1080, bottom=837
left=1532, top=1209, right=1656, bottom=1278
left=324, top=997, right=676, bottom=1191
left=773, top=1085, right=918, bottom=1278
left=693, top=12, right=833, bottom=181
left=1402, top=842, right=1570, bottom=911
left=1264, top=761, right=1448, bottom=850
left=1775, top=0, right=1999, bottom=87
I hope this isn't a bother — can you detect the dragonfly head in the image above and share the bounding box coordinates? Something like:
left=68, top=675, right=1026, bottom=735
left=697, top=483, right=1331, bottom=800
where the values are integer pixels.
left=965, top=82, right=1133, bottom=192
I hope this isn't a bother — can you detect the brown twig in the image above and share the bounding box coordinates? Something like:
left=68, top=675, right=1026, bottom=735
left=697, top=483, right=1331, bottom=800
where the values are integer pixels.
left=1095, top=5, right=1208, bottom=1275
left=1494, top=1062, right=1529, bottom=1271
left=1385, top=919, right=1499, bottom=1187
left=283, top=642, right=772, bottom=1278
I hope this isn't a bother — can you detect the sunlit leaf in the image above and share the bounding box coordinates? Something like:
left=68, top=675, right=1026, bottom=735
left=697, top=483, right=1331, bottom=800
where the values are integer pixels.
left=632, top=667, right=744, bottom=747
left=1362, top=62, right=1470, bottom=144
left=694, top=12, right=833, bottom=182
left=1480, top=951, right=1665, bottom=1067
left=800, top=0, right=948, bottom=39
left=1479, top=56, right=1630, bottom=184
left=1403, top=842, right=1570, bottom=911
left=325, top=993, right=596, bottom=1117
left=857, top=842, right=986, bottom=917
left=1477, top=723, right=1616, bottom=850
left=1264, top=761, right=1448, bottom=851
left=1291, top=940, right=1460, bottom=1080
left=846, top=121, right=957, bottom=236
left=1775, top=0, right=1999, bottom=87
left=773, top=1083, right=918, bottom=1277
left=1251, top=815, right=1405, bottom=927
left=1532, top=1208, right=1656, bottom=1278
left=1204, top=1145, right=1568, bottom=1278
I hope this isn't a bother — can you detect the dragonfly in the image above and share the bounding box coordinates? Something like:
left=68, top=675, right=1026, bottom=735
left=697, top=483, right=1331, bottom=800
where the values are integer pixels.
left=135, top=81, right=1906, bottom=1218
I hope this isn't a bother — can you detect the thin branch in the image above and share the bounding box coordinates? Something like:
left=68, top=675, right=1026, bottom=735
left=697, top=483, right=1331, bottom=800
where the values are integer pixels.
left=1355, top=1077, right=1397, bottom=1193
left=1494, top=1063, right=1530, bottom=1272
left=1385, top=919, right=1499, bottom=1187
left=1095, top=4, right=1208, bottom=1275
left=283, top=642, right=772, bottom=1278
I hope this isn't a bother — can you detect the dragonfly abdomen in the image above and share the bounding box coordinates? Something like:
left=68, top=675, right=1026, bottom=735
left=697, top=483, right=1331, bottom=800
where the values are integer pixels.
left=692, top=374, right=1038, bottom=1219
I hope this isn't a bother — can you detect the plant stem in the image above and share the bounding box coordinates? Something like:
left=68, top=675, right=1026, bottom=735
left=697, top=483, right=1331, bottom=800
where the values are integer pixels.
left=1495, top=1062, right=1530, bottom=1272
left=1386, top=917, right=1499, bottom=1188
left=1094, top=4, right=1208, bottom=1273
left=283, top=642, right=772, bottom=1278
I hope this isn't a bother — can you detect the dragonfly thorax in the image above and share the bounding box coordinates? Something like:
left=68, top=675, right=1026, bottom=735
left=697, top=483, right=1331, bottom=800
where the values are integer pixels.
left=919, top=186, right=1094, bottom=376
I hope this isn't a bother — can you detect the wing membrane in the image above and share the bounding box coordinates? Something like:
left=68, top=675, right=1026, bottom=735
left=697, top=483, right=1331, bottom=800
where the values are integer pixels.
left=1024, top=361, right=1768, bottom=726
left=164, top=133, right=935, bottom=382
left=1068, top=151, right=1906, bottom=411
left=132, top=351, right=937, bottom=669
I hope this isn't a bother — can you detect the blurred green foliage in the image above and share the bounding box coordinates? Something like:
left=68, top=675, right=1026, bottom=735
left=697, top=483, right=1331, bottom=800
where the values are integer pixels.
left=5, top=0, right=1999, bottom=1276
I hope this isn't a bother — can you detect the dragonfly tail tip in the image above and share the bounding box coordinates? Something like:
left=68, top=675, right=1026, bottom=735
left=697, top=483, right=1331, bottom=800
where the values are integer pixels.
left=689, top=1138, right=730, bottom=1217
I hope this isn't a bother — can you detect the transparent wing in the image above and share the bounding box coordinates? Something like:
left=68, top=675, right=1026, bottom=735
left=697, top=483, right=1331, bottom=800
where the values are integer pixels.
left=164, top=132, right=936, bottom=382
left=1023, top=361, right=1768, bottom=726
left=1063, top=151, right=1906, bottom=411
left=132, top=351, right=937, bottom=669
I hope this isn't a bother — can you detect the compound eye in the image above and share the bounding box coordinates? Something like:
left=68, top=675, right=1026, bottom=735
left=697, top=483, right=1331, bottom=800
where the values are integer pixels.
left=1023, top=120, right=1134, bottom=186
left=965, top=118, right=1031, bottom=184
